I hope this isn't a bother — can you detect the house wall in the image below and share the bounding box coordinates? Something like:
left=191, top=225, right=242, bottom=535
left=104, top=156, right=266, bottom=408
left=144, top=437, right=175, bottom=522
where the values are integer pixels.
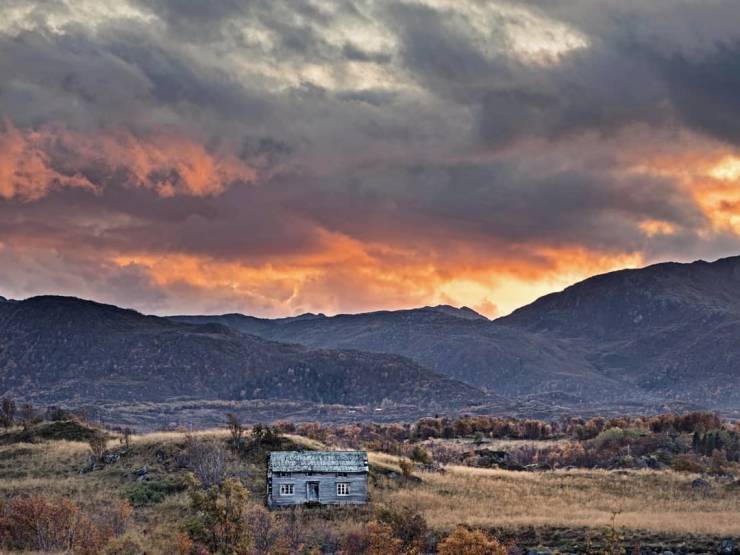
left=268, top=471, right=368, bottom=507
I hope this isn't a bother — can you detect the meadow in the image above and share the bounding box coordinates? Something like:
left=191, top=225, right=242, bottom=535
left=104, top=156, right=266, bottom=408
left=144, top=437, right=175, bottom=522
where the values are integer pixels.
left=0, top=419, right=737, bottom=553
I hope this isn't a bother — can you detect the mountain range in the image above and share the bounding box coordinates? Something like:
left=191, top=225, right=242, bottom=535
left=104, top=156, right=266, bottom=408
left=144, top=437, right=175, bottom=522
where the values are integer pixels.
left=0, top=296, right=482, bottom=412
left=2, top=255, right=740, bottom=425
left=174, top=255, right=740, bottom=411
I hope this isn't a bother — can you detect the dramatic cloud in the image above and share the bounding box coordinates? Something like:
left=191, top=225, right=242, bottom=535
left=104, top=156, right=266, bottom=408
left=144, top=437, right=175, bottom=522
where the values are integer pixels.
left=2, top=0, right=740, bottom=317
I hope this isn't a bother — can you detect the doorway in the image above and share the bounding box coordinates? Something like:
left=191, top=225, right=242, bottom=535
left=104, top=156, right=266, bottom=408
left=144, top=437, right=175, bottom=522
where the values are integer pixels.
left=307, top=481, right=320, bottom=502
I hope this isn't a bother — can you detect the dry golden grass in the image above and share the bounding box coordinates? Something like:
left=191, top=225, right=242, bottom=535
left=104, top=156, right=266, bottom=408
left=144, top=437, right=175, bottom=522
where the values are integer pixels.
left=377, top=464, right=740, bottom=535
left=130, top=428, right=230, bottom=445
left=425, top=437, right=572, bottom=451
left=0, top=428, right=738, bottom=543
left=283, top=434, right=326, bottom=451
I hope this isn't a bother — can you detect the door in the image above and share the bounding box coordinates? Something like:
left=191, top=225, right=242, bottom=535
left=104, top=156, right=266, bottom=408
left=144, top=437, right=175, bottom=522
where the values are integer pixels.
left=307, top=481, right=320, bottom=502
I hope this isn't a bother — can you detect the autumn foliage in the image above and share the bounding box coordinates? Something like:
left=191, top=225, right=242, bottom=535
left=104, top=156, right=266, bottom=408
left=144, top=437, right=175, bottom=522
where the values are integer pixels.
left=0, top=495, right=108, bottom=553
left=437, top=525, right=508, bottom=555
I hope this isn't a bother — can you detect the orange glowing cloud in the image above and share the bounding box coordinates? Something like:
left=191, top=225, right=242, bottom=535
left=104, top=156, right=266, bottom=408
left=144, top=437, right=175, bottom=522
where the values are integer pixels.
left=108, top=234, right=645, bottom=318
left=0, top=122, right=256, bottom=200
left=623, top=137, right=740, bottom=235
left=0, top=122, right=96, bottom=200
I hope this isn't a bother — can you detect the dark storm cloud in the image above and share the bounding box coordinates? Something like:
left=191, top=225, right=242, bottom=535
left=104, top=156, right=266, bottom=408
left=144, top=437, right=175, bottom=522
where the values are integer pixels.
left=2, top=0, right=740, bottom=315
left=384, top=3, right=670, bottom=148
left=341, top=42, right=392, bottom=64
left=280, top=157, right=708, bottom=258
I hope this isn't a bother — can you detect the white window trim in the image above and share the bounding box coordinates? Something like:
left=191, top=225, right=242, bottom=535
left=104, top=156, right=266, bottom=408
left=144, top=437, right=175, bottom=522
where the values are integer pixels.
left=336, top=482, right=351, bottom=496
left=280, top=483, right=294, bottom=496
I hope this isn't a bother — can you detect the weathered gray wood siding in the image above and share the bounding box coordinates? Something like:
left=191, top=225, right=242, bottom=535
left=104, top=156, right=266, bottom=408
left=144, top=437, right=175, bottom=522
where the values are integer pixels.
left=268, top=472, right=368, bottom=507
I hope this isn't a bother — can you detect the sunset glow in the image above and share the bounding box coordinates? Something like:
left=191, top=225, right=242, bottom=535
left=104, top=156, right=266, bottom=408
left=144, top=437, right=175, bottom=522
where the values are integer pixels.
left=2, top=0, right=740, bottom=317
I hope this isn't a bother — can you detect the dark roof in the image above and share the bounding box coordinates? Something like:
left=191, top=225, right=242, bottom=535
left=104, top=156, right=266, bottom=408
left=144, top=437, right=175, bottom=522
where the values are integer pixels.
left=269, top=451, right=368, bottom=473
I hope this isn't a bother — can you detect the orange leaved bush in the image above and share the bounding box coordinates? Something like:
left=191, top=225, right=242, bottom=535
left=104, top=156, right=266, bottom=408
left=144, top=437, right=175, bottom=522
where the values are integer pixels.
left=0, top=495, right=106, bottom=554
left=437, top=525, right=508, bottom=555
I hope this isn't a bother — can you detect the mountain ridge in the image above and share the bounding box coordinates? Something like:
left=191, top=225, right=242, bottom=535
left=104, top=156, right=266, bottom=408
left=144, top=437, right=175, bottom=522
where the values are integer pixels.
left=0, top=295, right=485, bottom=411
left=3, top=254, right=740, bottom=418
left=172, top=255, right=740, bottom=410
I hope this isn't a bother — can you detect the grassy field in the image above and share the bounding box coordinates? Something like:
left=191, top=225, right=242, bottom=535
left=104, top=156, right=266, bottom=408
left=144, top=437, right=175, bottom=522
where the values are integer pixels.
left=368, top=452, right=740, bottom=535
left=0, top=426, right=737, bottom=552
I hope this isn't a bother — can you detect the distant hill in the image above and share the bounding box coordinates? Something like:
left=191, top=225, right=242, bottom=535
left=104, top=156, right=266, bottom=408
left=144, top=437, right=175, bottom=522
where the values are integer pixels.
left=4, top=255, right=740, bottom=419
left=174, top=257, right=740, bottom=410
left=500, top=256, right=740, bottom=408
left=173, top=305, right=621, bottom=399
left=0, top=296, right=484, bottom=410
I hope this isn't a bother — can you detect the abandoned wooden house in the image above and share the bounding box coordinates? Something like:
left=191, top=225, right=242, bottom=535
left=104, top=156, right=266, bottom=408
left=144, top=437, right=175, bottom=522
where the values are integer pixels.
left=267, top=451, right=369, bottom=507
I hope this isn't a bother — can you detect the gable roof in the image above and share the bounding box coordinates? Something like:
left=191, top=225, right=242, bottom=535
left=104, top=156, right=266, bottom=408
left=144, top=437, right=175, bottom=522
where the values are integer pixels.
left=269, top=451, right=368, bottom=473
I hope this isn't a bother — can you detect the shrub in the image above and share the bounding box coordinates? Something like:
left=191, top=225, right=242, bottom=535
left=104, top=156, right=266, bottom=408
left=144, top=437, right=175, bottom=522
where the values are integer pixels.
left=672, top=454, right=703, bottom=473
left=0, top=495, right=107, bottom=554
left=98, top=499, right=133, bottom=537
left=410, top=445, right=432, bottom=464
left=184, top=477, right=252, bottom=554
left=1, top=397, right=16, bottom=427
left=183, top=438, right=227, bottom=489
left=45, top=405, right=77, bottom=422
left=364, top=521, right=403, bottom=555
left=103, top=532, right=144, bottom=555
left=226, top=413, right=244, bottom=451
left=398, top=459, right=415, bottom=479
left=251, top=423, right=280, bottom=446
left=709, top=449, right=729, bottom=475
left=340, top=529, right=372, bottom=554
left=245, top=504, right=280, bottom=555
left=159, top=532, right=195, bottom=555
left=127, top=478, right=185, bottom=506
left=437, top=525, right=507, bottom=555
left=88, top=434, right=107, bottom=461
left=375, top=505, right=428, bottom=553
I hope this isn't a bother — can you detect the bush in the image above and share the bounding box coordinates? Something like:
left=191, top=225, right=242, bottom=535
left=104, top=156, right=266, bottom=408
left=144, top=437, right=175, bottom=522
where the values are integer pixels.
left=127, top=478, right=185, bottom=506
left=364, top=521, right=403, bottom=555
left=103, top=532, right=144, bottom=555
left=0, top=495, right=108, bottom=554
left=244, top=504, right=280, bottom=555
left=438, top=525, right=507, bottom=555
left=375, top=505, right=428, bottom=553
left=182, top=437, right=227, bottom=489
left=398, top=459, right=415, bottom=479
left=672, top=454, right=703, bottom=473
left=98, top=499, right=133, bottom=537
left=184, top=477, right=252, bottom=554
left=410, top=445, right=432, bottom=464
left=88, top=434, right=108, bottom=461
left=226, top=413, right=244, bottom=451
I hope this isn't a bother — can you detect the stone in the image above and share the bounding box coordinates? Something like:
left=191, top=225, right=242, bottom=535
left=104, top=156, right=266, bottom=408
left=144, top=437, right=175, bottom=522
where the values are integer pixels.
left=691, top=478, right=711, bottom=492
left=717, top=538, right=734, bottom=555
left=102, top=452, right=120, bottom=464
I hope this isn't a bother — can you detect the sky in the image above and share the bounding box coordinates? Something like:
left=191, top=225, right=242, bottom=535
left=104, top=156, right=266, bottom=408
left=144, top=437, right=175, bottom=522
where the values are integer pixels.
left=1, top=0, right=740, bottom=318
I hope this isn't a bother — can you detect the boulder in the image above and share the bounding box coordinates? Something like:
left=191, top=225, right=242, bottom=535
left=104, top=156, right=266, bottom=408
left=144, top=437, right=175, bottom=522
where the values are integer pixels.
left=717, top=538, right=734, bottom=555
left=691, top=478, right=711, bottom=492
left=102, top=452, right=120, bottom=464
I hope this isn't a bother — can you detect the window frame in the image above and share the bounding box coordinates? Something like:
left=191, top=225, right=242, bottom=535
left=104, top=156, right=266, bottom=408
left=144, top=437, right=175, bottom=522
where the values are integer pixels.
left=336, top=482, right=351, bottom=496
left=279, top=483, right=295, bottom=496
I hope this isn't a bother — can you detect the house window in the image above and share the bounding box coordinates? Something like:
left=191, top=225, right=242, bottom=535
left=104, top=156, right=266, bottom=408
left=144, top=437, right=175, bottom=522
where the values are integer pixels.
left=280, top=484, right=294, bottom=496
left=336, top=482, right=351, bottom=496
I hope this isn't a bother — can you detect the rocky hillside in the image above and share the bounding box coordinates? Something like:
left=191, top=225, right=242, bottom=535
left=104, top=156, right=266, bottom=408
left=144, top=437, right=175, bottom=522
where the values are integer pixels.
left=0, top=296, right=484, bottom=409
left=173, top=305, right=620, bottom=399
left=175, top=256, right=740, bottom=410
left=500, top=256, right=740, bottom=408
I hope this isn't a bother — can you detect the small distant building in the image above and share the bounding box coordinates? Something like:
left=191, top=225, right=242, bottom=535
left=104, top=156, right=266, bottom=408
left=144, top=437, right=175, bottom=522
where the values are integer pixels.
left=267, top=451, right=369, bottom=508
